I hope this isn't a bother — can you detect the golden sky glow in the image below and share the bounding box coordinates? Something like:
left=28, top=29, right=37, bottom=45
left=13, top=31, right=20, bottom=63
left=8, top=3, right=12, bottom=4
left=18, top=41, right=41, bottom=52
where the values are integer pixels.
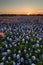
left=0, top=10, right=43, bottom=15
left=0, top=0, right=43, bottom=14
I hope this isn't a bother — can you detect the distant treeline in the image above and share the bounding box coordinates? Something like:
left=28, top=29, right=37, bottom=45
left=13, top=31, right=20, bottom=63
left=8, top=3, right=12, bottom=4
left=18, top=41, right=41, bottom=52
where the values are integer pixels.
left=0, top=14, right=43, bottom=16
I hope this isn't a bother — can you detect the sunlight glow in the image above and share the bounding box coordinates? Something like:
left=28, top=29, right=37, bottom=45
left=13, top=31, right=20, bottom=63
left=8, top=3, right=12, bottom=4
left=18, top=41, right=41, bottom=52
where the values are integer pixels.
left=27, top=12, right=31, bottom=15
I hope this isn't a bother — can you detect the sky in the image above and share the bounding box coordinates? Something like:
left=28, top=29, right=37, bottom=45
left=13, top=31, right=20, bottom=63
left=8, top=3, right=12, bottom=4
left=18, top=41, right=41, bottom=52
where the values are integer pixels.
left=0, top=0, right=43, bottom=14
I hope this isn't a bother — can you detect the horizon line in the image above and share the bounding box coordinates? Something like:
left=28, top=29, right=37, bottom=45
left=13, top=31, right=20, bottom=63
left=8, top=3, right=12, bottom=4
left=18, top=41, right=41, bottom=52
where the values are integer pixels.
left=0, top=13, right=43, bottom=16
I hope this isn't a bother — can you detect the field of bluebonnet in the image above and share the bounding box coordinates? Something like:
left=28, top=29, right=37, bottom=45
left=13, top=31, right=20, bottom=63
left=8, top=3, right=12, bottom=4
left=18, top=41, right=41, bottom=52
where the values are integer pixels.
left=0, top=16, right=43, bottom=65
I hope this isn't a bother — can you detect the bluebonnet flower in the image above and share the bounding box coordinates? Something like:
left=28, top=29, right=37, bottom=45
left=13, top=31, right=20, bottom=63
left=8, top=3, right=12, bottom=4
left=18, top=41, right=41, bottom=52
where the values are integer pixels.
left=35, top=43, right=39, bottom=48
left=32, top=45, right=35, bottom=49
left=17, top=54, right=20, bottom=59
left=9, top=44, right=12, bottom=48
left=17, top=62, right=20, bottom=65
left=0, top=47, right=4, bottom=51
left=0, top=62, right=4, bottom=65
left=24, top=49, right=26, bottom=53
left=4, top=44, right=9, bottom=49
left=26, top=53, right=29, bottom=59
left=32, top=56, right=36, bottom=61
left=22, top=38, right=25, bottom=43
left=2, top=52, right=7, bottom=56
left=40, top=54, right=43, bottom=61
left=7, top=49, right=11, bottom=54
left=26, top=40, right=28, bottom=44
left=28, top=48, right=30, bottom=51
left=13, top=53, right=16, bottom=59
left=5, top=61, right=9, bottom=64
left=18, top=50, right=21, bottom=54
left=13, top=61, right=16, bottom=65
left=9, top=38, right=12, bottom=42
left=26, top=36, right=29, bottom=40
left=2, top=56, right=6, bottom=61
left=31, top=63, right=35, bottom=65
left=37, top=40, right=39, bottom=43
left=20, top=57, right=24, bottom=62
left=17, top=42, right=20, bottom=46
left=8, top=56, right=11, bottom=61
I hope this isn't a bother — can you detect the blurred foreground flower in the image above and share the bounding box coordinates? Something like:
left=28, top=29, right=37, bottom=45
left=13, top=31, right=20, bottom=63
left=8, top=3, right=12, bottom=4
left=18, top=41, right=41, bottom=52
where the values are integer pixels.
left=0, top=32, right=4, bottom=37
